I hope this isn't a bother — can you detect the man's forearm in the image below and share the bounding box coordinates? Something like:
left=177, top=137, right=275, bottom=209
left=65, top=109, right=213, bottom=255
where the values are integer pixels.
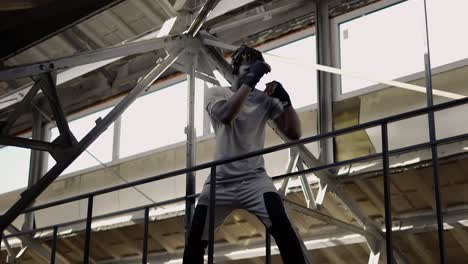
left=217, top=84, right=251, bottom=123
left=275, top=106, right=302, bottom=140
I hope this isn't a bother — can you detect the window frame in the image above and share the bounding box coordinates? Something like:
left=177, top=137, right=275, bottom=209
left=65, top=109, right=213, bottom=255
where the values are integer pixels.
left=331, top=0, right=419, bottom=100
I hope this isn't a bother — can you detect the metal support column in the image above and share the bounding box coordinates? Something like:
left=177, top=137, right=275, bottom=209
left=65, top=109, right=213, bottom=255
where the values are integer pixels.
left=208, top=166, right=217, bottom=264
left=315, top=0, right=334, bottom=165
left=112, top=116, right=122, bottom=161
left=83, top=196, right=94, bottom=264
left=203, top=81, right=212, bottom=135
left=422, top=0, right=445, bottom=262
left=185, top=52, right=198, bottom=240
left=23, top=109, right=44, bottom=231
left=142, top=207, right=150, bottom=263
left=382, top=123, right=394, bottom=264
left=50, top=226, right=58, bottom=264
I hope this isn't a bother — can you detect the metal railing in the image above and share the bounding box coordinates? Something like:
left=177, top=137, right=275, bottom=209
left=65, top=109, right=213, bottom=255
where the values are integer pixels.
left=3, top=96, right=468, bottom=263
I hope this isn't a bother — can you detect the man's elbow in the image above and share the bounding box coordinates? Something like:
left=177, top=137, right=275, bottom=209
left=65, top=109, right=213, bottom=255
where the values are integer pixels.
left=219, top=113, right=234, bottom=125
left=288, top=130, right=302, bottom=140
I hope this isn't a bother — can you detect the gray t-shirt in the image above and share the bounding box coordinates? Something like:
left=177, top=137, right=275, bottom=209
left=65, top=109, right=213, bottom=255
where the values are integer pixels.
left=205, top=86, right=284, bottom=182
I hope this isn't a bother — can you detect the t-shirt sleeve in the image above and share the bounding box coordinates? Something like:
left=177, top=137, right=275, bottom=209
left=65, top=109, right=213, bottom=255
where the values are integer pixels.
left=205, top=87, right=228, bottom=122
left=268, top=97, right=284, bottom=120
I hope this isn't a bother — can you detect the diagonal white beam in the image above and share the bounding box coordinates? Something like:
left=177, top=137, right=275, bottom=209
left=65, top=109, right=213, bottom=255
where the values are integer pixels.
left=6, top=226, right=72, bottom=264
left=186, top=0, right=221, bottom=37
left=201, top=37, right=466, bottom=100
left=173, top=0, right=186, bottom=11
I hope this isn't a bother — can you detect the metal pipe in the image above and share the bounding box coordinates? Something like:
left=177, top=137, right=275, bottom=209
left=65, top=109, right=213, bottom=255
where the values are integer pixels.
left=23, top=109, right=43, bottom=231
left=112, top=117, right=121, bottom=161
left=422, top=0, right=445, bottom=262
left=381, top=123, right=394, bottom=263
left=187, top=0, right=220, bottom=36
left=315, top=0, right=334, bottom=165
left=208, top=166, right=216, bottom=264
left=0, top=135, right=62, bottom=152
left=266, top=227, right=271, bottom=264
left=142, top=207, right=149, bottom=264
left=50, top=226, right=58, bottom=264
left=83, top=195, right=94, bottom=264
left=185, top=53, right=198, bottom=241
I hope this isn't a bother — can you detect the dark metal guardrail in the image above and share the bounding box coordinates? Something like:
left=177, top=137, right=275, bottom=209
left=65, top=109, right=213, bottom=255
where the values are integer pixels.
left=3, top=96, right=468, bottom=263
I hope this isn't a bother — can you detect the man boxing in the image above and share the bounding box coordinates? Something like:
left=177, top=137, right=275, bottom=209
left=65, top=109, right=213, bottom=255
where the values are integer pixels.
left=183, top=45, right=311, bottom=263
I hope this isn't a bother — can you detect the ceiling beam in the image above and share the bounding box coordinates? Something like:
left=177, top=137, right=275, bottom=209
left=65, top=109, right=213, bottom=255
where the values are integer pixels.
left=406, top=234, right=434, bottom=264
left=0, top=0, right=126, bottom=61
left=449, top=226, right=468, bottom=256
left=0, top=0, right=53, bottom=11
left=6, top=226, right=72, bottom=264
left=62, top=238, right=97, bottom=264
left=146, top=226, right=176, bottom=253
left=321, top=247, right=347, bottom=264
left=355, top=179, right=385, bottom=215
left=112, top=229, right=143, bottom=256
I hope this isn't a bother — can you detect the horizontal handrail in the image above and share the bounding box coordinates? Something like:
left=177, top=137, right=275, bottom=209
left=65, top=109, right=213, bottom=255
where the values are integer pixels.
left=4, top=194, right=199, bottom=239
left=7, top=131, right=468, bottom=239
left=21, top=96, right=468, bottom=214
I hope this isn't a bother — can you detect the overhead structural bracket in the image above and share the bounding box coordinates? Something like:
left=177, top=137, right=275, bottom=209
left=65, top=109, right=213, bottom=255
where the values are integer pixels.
left=0, top=34, right=185, bottom=81
left=187, top=0, right=221, bottom=36
left=0, top=78, right=42, bottom=134
left=38, top=71, right=76, bottom=146
left=0, top=48, right=185, bottom=234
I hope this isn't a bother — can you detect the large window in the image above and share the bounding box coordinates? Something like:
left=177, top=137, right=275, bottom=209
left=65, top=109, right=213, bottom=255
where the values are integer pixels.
left=119, top=79, right=204, bottom=158
left=338, top=0, right=425, bottom=94
left=261, top=35, right=317, bottom=108
left=48, top=108, right=114, bottom=175
left=338, top=0, right=468, bottom=95
left=426, top=0, right=468, bottom=67
left=0, top=146, right=30, bottom=194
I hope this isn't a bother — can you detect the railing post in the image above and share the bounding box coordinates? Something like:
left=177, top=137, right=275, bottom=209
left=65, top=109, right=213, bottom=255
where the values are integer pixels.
left=83, top=195, right=94, bottom=264
left=208, top=166, right=216, bottom=264
left=266, top=227, right=271, bottom=264
left=0, top=232, right=3, bottom=260
left=422, top=0, right=445, bottom=262
left=381, top=123, right=394, bottom=263
left=142, top=207, right=149, bottom=264
left=50, top=226, right=58, bottom=264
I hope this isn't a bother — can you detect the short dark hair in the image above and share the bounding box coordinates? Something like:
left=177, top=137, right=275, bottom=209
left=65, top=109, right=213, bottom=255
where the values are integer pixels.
left=231, top=45, right=265, bottom=75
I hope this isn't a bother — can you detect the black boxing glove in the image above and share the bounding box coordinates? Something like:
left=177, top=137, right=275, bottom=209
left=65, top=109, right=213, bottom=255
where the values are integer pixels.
left=238, top=60, right=271, bottom=90
left=270, top=81, right=291, bottom=108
